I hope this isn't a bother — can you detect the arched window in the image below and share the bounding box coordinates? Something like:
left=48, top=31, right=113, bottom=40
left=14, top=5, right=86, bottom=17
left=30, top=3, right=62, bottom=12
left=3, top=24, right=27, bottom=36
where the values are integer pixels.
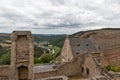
left=82, top=67, right=84, bottom=72
left=86, top=68, right=89, bottom=75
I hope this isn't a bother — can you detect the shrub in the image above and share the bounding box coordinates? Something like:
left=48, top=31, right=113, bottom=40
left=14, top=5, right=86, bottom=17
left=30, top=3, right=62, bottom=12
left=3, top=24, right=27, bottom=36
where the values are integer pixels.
left=0, top=53, right=10, bottom=65
left=105, top=66, right=120, bottom=72
left=39, top=54, right=54, bottom=63
left=34, top=57, right=42, bottom=64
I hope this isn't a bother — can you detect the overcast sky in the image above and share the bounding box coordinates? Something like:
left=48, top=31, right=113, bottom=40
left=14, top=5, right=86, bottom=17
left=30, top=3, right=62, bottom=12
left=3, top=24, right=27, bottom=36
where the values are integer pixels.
left=0, top=0, right=120, bottom=34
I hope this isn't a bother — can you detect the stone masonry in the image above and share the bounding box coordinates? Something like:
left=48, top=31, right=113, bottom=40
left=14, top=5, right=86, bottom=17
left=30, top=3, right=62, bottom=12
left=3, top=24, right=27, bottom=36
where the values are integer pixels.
left=10, top=31, right=34, bottom=80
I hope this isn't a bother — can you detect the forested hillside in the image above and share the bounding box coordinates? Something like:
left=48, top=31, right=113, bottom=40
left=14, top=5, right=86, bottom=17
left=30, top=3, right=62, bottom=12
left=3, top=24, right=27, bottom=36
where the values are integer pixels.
left=0, top=33, right=65, bottom=65
left=1, top=28, right=119, bottom=65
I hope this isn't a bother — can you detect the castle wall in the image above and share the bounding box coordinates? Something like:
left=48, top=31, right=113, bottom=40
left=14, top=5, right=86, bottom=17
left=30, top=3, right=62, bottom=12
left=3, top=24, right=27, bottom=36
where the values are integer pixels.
left=57, top=53, right=87, bottom=77
left=10, top=31, right=34, bottom=80
left=34, top=54, right=86, bottom=79
left=0, top=65, right=10, bottom=77
left=57, top=58, right=81, bottom=76
left=0, top=65, right=10, bottom=80
left=34, top=70, right=57, bottom=79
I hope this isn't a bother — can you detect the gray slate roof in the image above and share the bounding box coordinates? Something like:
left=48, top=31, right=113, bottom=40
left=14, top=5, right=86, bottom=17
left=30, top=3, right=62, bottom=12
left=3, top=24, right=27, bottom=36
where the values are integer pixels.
left=69, top=38, right=99, bottom=54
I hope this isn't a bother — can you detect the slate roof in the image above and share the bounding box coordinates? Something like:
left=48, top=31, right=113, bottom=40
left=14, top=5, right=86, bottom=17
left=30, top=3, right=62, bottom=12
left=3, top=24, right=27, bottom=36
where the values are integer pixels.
left=69, top=38, right=99, bottom=54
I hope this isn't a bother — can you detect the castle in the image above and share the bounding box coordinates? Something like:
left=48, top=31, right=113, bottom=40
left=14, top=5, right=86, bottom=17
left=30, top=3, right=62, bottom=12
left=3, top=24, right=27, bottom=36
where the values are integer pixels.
left=0, top=30, right=120, bottom=80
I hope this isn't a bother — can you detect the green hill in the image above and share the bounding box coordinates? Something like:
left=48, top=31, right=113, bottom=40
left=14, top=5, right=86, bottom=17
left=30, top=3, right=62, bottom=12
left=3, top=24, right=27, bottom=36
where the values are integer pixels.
left=0, top=33, right=65, bottom=64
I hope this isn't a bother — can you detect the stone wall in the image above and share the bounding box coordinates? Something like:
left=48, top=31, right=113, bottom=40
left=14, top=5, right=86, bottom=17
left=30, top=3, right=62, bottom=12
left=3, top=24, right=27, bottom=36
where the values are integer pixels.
left=0, top=65, right=10, bottom=80
left=57, top=53, right=87, bottom=77
left=34, top=70, right=57, bottom=79
left=34, top=53, right=87, bottom=79
left=39, top=76, right=69, bottom=80
left=0, top=77, right=9, bottom=80
left=57, top=58, right=80, bottom=76
left=10, top=31, right=34, bottom=80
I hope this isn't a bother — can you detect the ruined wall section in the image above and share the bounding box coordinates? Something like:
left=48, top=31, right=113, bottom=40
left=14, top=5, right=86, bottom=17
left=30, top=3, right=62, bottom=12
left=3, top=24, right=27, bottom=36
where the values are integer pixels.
left=34, top=70, right=57, bottom=79
left=10, top=31, right=34, bottom=80
left=0, top=65, right=10, bottom=80
left=58, top=53, right=87, bottom=76
left=34, top=53, right=87, bottom=79
left=0, top=65, right=10, bottom=77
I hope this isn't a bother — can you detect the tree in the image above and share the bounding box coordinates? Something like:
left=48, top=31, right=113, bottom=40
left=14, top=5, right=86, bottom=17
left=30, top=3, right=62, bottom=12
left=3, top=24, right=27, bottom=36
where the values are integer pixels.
left=0, top=53, right=10, bottom=65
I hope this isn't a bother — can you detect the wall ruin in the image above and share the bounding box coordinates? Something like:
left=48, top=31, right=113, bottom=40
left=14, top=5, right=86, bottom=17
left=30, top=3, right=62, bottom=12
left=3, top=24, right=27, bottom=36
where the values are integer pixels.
left=10, top=31, right=34, bottom=80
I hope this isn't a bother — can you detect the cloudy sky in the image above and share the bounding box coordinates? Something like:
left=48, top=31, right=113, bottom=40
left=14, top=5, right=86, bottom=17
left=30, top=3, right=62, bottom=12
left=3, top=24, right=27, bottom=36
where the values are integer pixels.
left=0, top=0, right=120, bottom=34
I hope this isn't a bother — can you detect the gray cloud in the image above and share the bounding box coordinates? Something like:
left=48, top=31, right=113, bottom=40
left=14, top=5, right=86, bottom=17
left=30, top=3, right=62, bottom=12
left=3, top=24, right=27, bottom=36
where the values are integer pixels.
left=0, top=0, right=119, bottom=34
left=50, top=0, right=65, bottom=6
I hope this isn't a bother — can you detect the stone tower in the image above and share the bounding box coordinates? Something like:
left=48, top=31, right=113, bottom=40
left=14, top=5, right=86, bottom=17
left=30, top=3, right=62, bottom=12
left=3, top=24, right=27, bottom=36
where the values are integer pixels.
left=10, top=31, right=34, bottom=80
